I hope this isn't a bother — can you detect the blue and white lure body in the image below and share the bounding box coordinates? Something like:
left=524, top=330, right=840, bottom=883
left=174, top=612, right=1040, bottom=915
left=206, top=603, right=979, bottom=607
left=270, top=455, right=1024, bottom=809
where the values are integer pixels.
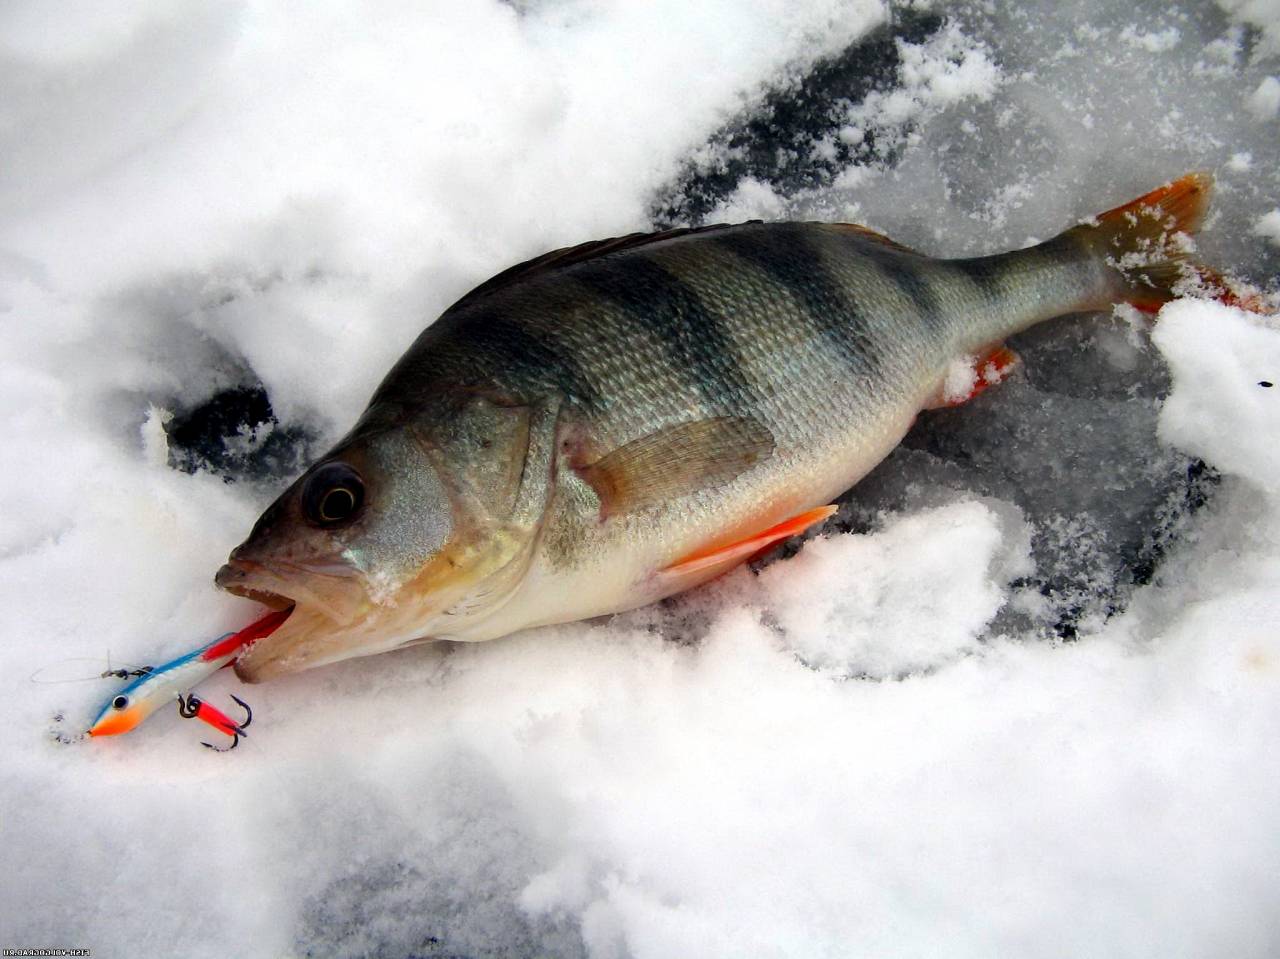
left=86, top=608, right=288, bottom=746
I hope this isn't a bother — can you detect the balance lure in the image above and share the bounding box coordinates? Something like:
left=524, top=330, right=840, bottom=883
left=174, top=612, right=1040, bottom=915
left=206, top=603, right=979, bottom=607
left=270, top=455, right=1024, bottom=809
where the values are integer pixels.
left=87, top=608, right=289, bottom=742
left=213, top=174, right=1246, bottom=681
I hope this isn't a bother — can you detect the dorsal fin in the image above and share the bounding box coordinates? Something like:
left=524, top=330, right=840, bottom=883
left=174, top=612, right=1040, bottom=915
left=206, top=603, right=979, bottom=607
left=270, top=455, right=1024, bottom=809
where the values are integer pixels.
left=828, top=222, right=920, bottom=255
left=445, top=222, right=755, bottom=314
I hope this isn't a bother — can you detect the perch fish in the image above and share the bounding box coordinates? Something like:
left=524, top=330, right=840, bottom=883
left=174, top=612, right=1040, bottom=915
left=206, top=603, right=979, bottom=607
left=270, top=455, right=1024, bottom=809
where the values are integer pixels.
left=217, top=173, right=1222, bottom=681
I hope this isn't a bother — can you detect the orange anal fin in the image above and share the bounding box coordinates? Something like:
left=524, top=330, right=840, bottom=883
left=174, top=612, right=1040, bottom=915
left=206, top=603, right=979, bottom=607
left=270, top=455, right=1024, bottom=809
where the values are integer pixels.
left=929, top=346, right=1021, bottom=409
left=659, top=505, right=838, bottom=581
left=1184, top=265, right=1277, bottom=316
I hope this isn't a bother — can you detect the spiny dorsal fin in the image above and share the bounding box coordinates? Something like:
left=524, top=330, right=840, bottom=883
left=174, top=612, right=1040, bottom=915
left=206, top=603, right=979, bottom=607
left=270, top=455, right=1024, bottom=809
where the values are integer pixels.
left=446, top=222, right=751, bottom=315
left=576, top=415, right=774, bottom=517
left=447, top=219, right=916, bottom=315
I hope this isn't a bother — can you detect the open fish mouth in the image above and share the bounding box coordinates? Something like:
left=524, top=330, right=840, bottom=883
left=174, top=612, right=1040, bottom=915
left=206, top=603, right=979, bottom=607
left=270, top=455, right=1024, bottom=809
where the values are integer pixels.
left=215, top=558, right=369, bottom=626
left=215, top=557, right=386, bottom=681
left=215, top=561, right=296, bottom=611
left=220, top=583, right=296, bottom=611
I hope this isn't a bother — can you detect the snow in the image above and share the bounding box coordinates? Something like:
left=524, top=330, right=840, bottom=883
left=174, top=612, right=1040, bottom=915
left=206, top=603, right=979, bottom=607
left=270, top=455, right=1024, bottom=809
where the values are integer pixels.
left=1247, top=75, right=1280, bottom=118
left=1120, top=25, right=1182, bottom=53
left=758, top=499, right=1034, bottom=678
left=1154, top=303, right=1280, bottom=489
left=3, top=1, right=1280, bottom=957
left=941, top=354, right=980, bottom=404
left=1257, top=208, right=1280, bottom=246
left=1219, top=0, right=1280, bottom=57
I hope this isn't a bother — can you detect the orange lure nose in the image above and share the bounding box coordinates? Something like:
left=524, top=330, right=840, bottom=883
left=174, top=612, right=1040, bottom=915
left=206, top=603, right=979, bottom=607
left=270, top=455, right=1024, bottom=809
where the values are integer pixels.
left=87, top=705, right=145, bottom=738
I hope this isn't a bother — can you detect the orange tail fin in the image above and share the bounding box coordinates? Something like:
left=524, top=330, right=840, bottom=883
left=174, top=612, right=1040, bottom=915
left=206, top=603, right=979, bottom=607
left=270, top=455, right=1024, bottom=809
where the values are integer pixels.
left=1068, top=172, right=1216, bottom=313
left=1095, top=172, right=1212, bottom=235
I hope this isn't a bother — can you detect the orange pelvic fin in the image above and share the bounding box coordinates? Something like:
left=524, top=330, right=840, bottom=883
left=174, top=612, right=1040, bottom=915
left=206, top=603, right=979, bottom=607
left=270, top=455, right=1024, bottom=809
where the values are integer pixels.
left=928, top=346, right=1020, bottom=409
left=659, top=504, right=838, bottom=582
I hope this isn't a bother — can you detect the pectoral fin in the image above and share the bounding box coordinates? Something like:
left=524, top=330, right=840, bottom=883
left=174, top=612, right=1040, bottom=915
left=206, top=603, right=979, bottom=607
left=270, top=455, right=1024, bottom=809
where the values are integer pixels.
left=658, top=504, right=838, bottom=582
left=577, top=415, right=775, bottom=517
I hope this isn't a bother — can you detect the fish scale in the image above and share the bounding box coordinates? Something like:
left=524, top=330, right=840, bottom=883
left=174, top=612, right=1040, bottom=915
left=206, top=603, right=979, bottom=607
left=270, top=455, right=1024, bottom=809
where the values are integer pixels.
left=217, top=174, right=1227, bottom=681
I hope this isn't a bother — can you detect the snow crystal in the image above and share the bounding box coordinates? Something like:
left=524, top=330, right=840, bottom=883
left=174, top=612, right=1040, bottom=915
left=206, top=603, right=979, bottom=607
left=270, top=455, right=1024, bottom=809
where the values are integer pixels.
left=1228, top=150, right=1254, bottom=170
left=1218, top=0, right=1280, bottom=57
left=941, top=353, right=980, bottom=403
left=1257, top=208, right=1280, bottom=246
left=1247, top=75, right=1280, bottom=119
left=1119, top=25, right=1181, bottom=53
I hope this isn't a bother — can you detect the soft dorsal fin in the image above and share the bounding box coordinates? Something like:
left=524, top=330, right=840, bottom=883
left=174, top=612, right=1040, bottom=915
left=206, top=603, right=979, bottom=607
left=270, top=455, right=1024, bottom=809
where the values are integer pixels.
left=446, top=222, right=753, bottom=314
left=828, top=222, right=920, bottom=255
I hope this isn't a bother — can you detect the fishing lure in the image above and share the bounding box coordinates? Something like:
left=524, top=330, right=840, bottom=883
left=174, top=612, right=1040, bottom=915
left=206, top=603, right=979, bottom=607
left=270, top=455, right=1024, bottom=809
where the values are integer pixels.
left=86, top=607, right=288, bottom=747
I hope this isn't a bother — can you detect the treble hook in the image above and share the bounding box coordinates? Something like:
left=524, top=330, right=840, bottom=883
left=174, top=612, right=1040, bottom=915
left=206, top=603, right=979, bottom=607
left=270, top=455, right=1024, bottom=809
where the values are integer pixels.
left=176, top=693, right=252, bottom=751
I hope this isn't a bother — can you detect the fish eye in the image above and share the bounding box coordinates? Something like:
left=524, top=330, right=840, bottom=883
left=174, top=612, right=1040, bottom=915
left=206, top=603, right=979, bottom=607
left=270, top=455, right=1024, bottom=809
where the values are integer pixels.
left=112, top=696, right=129, bottom=710
left=303, top=462, right=365, bottom=528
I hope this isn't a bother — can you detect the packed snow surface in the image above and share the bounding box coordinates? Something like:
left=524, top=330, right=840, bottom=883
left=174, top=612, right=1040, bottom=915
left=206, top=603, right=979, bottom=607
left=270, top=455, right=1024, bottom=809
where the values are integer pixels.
left=2, top=2, right=1279, bottom=957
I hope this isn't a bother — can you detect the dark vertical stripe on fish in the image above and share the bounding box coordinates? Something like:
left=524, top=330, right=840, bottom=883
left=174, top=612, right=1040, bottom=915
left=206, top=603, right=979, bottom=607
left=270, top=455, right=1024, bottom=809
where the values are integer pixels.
left=570, top=255, right=756, bottom=412
left=428, top=311, right=602, bottom=410
left=713, top=225, right=882, bottom=378
left=864, top=246, right=947, bottom=332
left=948, top=255, right=1006, bottom=301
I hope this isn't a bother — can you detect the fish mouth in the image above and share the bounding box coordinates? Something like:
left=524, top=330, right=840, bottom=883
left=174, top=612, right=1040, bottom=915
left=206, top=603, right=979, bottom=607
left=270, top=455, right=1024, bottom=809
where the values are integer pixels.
left=216, top=557, right=377, bottom=682
left=214, top=561, right=297, bottom=612
left=220, top=584, right=296, bottom=611
left=217, top=542, right=528, bottom=682
left=214, top=558, right=363, bottom=618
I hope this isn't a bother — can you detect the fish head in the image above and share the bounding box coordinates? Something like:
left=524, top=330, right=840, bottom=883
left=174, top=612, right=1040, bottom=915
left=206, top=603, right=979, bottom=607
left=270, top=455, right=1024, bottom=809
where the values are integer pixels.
left=217, top=397, right=551, bottom=681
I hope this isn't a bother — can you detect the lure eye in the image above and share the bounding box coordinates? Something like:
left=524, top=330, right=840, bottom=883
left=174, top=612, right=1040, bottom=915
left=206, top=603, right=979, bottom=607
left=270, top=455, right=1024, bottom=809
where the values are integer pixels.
left=302, top=462, right=365, bottom=528
left=112, top=696, right=129, bottom=710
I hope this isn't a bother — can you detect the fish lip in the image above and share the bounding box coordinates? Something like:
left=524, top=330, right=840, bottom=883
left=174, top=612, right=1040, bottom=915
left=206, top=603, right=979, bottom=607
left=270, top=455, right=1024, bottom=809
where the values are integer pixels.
left=215, top=560, right=296, bottom=611
left=215, top=553, right=363, bottom=627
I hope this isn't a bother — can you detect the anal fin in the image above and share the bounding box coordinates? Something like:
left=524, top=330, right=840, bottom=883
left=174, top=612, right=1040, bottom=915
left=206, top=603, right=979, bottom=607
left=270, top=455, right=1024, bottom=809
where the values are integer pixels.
left=659, top=504, right=837, bottom=582
left=928, top=346, right=1020, bottom=409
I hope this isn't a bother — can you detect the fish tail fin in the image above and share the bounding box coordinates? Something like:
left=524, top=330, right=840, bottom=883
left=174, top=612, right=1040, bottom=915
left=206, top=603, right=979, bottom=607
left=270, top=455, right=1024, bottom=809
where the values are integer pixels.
left=1066, top=172, right=1224, bottom=313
